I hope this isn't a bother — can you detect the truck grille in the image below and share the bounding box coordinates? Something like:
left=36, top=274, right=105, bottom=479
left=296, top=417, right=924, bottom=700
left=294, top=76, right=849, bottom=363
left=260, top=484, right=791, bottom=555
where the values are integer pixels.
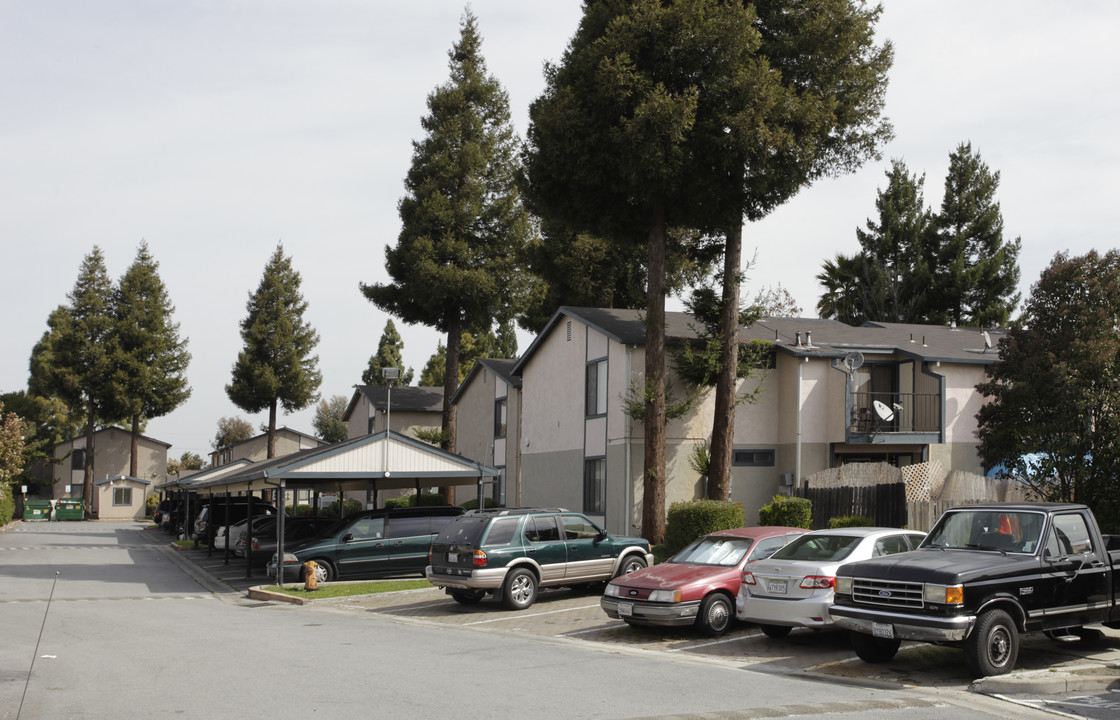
left=852, top=579, right=924, bottom=609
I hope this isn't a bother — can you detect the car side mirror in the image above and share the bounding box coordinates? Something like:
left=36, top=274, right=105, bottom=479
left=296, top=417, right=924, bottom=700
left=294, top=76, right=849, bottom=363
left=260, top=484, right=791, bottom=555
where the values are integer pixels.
left=341, top=533, right=354, bottom=543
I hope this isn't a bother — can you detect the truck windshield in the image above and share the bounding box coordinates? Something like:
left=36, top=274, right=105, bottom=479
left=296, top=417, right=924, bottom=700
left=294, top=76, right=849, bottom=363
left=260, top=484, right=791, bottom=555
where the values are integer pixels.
left=923, top=510, right=1045, bottom=554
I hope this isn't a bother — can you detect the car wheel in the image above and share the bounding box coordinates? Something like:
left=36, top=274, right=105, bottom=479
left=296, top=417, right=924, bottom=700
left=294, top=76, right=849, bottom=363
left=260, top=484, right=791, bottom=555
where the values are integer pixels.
left=696, top=593, right=734, bottom=637
left=503, top=568, right=538, bottom=610
left=616, top=554, right=648, bottom=578
left=451, top=590, right=485, bottom=605
left=305, top=559, right=334, bottom=584
left=965, top=608, right=1018, bottom=677
left=850, top=631, right=901, bottom=663
left=759, top=624, right=792, bottom=639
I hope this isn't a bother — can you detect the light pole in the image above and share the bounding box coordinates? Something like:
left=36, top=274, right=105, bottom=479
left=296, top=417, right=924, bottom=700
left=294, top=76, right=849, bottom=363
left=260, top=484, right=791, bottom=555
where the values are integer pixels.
left=381, top=367, right=399, bottom=481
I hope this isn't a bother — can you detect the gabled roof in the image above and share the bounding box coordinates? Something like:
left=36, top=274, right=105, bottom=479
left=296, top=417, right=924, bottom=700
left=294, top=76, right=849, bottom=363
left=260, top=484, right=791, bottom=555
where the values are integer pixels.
left=156, top=458, right=254, bottom=490
left=55, top=425, right=173, bottom=450
left=513, top=306, right=1006, bottom=375
left=221, top=426, right=323, bottom=450
left=95, top=475, right=152, bottom=486
left=188, top=430, right=499, bottom=494
left=343, top=385, right=445, bottom=421
left=451, top=358, right=522, bottom=406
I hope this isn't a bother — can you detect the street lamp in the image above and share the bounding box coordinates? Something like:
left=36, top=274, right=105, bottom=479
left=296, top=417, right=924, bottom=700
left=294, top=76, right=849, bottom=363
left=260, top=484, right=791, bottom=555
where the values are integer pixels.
left=381, top=367, right=399, bottom=478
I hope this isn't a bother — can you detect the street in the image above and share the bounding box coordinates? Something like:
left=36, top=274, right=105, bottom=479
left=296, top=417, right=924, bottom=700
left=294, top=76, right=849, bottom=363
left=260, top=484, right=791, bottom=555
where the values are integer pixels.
left=0, top=521, right=1095, bottom=720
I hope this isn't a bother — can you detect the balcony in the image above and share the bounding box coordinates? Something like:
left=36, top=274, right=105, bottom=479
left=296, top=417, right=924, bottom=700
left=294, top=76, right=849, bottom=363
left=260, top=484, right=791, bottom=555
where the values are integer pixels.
left=848, top=391, right=940, bottom=444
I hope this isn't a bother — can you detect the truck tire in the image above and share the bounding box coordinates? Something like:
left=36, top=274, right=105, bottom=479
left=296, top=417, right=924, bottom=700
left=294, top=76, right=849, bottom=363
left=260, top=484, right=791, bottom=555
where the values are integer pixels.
left=851, top=631, right=901, bottom=663
left=965, top=608, right=1019, bottom=677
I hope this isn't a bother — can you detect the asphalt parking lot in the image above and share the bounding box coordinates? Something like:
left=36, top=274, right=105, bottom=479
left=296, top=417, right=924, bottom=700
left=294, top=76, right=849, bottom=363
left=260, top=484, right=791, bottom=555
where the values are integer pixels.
left=164, top=526, right=1120, bottom=710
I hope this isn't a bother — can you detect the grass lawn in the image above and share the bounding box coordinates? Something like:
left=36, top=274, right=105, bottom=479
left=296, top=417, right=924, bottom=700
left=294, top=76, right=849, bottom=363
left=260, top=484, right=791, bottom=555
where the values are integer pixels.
left=265, top=579, right=432, bottom=600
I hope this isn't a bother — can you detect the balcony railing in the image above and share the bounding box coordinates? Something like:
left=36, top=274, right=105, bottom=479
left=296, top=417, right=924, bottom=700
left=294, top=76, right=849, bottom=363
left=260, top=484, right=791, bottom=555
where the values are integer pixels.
left=849, top=392, right=940, bottom=435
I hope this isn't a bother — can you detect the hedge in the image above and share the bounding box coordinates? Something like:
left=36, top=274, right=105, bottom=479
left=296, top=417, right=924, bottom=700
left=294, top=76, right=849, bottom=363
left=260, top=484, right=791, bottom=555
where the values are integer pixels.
left=384, top=492, right=447, bottom=509
left=827, top=515, right=875, bottom=529
left=658, top=500, right=744, bottom=561
left=0, top=484, right=13, bottom=526
left=758, top=495, right=812, bottom=528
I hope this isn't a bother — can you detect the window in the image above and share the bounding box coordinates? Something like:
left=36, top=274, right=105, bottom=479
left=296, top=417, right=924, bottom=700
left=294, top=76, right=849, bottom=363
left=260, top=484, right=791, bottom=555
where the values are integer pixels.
left=387, top=516, right=431, bottom=539
left=1046, top=513, right=1094, bottom=558
left=525, top=516, right=560, bottom=543
left=71, top=449, right=85, bottom=471
left=112, top=487, right=132, bottom=506
left=751, top=535, right=791, bottom=561
left=584, top=458, right=605, bottom=514
left=874, top=535, right=911, bottom=557
left=348, top=517, right=384, bottom=540
left=586, top=359, right=607, bottom=416
left=733, top=449, right=775, bottom=466
left=484, top=516, right=522, bottom=545
left=562, top=515, right=602, bottom=540
left=494, top=398, right=507, bottom=438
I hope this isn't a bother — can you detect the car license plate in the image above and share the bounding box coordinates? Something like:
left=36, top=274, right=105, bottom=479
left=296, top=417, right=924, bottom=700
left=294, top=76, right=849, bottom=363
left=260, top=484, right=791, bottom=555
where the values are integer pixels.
left=618, top=602, right=633, bottom=617
left=872, top=622, right=895, bottom=639
left=447, top=552, right=458, bottom=563
left=767, top=580, right=788, bottom=594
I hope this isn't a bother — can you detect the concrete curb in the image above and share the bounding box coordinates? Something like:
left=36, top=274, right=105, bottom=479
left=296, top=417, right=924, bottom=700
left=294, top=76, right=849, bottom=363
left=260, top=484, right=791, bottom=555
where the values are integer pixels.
left=971, top=663, right=1120, bottom=695
left=247, top=585, right=309, bottom=605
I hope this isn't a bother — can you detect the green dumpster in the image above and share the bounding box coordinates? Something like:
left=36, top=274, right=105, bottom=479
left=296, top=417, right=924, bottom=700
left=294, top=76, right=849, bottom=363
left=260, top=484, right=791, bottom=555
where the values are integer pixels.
left=23, top=499, right=52, bottom=522
left=55, top=498, right=85, bottom=521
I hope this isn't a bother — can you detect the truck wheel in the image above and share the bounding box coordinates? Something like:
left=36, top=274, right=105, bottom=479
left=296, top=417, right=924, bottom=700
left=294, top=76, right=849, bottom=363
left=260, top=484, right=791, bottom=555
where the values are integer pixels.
left=965, top=608, right=1019, bottom=677
left=850, top=631, right=901, bottom=663
left=616, top=554, right=648, bottom=577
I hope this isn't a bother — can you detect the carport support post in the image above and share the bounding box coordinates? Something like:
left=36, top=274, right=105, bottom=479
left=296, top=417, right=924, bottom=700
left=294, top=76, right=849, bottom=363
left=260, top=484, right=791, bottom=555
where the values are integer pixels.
left=245, top=493, right=254, bottom=579
left=277, top=481, right=286, bottom=586
left=222, top=492, right=232, bottom=563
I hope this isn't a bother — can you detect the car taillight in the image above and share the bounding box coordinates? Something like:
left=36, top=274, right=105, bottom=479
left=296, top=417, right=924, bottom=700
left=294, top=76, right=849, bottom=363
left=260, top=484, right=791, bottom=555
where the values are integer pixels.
left=251, top=539, right=259, bottom=550
left=473, top=549, right=488, bottom=567
left=741, top=571, right=756, bottom=585
left=799, top=576, right=835, bottom=589
left=428, top=545, right=433, bottom=563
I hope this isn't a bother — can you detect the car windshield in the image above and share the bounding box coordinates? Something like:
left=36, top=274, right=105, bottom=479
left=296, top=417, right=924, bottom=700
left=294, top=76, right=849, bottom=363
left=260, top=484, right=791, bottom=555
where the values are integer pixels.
left=671, top=537, right=753, bottom=566
left=923, top=510, right=1045, bottom=553
left=769, top=534, right=862, bottom=563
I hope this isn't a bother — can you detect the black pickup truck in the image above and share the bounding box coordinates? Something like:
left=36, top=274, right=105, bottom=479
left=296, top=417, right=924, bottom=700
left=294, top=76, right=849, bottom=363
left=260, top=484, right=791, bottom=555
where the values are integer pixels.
left=830, top=502, right=1120, bottom=677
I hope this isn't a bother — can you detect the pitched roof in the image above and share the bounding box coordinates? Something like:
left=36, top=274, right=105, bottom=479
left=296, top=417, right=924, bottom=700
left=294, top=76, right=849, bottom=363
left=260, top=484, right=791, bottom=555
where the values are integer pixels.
left=343, top=385, right=445, bottom=421
left=451, top=358, right=522, bottom=406
left=513, top=306, right=1007, bottom=374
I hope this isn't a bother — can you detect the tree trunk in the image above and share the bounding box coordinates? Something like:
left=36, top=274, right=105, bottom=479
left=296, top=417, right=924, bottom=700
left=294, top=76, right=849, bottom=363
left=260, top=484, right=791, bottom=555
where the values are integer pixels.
left=267, top=399, right=277, bottom=459
left=707, top=222, right=742, bottom=501
left=440, top=314, right=461, bottom=504
left=130, top=414, right=140, bottom=478
left=83, top=402, right=95, bottom=516
left=641, top=202, right=668, bottom=544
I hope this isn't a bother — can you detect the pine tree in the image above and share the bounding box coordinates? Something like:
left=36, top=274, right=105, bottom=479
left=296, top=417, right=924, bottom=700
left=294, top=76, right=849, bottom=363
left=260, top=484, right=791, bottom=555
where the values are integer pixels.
left=50, top=247, right=115, bottom=510
left=817, top=160, right=934, bottom=324
left=362, top=319, right=414, bottom=386
left=361, top=10, right=531, bottom=461
left=935, top=142, right=1021, bottom=327
left=312, top=395, right=350, bottom=444
left=226, top=244, right=322, bottom=458
left=109, top=241, right=191, bottom=476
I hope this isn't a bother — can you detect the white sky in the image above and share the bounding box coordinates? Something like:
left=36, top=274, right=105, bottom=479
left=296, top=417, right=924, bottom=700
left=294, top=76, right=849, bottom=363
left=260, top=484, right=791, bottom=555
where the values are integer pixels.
left=2, top=1, right=1118, bottom=460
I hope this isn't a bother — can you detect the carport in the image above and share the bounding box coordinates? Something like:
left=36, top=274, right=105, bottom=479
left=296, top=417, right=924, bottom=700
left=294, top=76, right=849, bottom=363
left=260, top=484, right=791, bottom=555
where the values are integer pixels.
left=186, top=431, right=501, bottom=581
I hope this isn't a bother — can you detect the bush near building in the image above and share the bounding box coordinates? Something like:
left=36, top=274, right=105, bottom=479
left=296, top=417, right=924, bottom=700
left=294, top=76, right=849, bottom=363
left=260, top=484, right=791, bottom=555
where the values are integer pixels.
left=758, top=495, right=812, bottom=528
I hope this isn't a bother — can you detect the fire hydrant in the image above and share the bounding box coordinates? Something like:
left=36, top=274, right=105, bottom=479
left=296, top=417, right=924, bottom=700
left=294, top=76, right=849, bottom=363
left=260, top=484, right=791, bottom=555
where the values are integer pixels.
left=303, top=561, right=318, bottom=591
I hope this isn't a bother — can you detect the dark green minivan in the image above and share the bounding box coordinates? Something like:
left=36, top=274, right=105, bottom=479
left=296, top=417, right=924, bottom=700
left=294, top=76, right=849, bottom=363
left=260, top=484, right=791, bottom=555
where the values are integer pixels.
left=268, top=505, right=463, bottom=584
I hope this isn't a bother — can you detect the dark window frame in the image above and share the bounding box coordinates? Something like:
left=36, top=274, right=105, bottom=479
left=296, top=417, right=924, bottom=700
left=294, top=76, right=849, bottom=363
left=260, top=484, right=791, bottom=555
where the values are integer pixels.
left=583, top=457, right=605, bottom=514
left=732, top=449, right=775, bottom=467
left=585, top=358, right=607, bottom=417
left=494, top=397, right=507, bottom=438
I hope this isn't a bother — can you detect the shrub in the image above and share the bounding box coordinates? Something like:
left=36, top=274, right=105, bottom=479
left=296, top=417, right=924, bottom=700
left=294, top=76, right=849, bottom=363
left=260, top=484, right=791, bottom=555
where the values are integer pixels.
left=827, top=515, right=875, bottom=529
left=0, top=484, right=13, bottom=526
left=662, top=500, right=744, bottom=559
left=460, top=496, right=498, bottom=511
left=145, top=494, right=159, bottom=516
left=758, top=495, right=812, bottom=528
left=285, top=504, right=313, bottom=517
left=320, top=498, right=362, bottom=518
left=385, top=492, right=447, bottom=509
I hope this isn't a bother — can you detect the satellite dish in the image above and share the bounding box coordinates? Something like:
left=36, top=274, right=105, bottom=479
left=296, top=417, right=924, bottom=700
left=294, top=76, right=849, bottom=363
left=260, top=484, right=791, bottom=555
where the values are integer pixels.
left=873, top=400, right=894, bottom=422
left=982, top=330, right=993, bottom=351
left=843, top=351, right=865, bottom=372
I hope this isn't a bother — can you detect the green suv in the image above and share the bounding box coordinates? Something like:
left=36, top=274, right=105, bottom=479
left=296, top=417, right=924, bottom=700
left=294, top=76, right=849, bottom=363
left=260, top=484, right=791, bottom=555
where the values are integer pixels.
left=426, top=508, right=653, bottom=610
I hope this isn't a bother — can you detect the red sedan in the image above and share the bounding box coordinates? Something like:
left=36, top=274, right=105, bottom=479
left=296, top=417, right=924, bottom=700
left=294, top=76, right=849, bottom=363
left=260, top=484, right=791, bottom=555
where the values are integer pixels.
left=601, top=526, right=807, bottom=636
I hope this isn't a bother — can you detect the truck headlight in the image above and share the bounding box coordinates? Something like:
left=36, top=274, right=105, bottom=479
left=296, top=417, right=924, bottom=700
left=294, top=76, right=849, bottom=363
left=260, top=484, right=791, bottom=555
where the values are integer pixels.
left=923, top=584, right=963, bottom=605
left=835, top=576, right=853, bottom=595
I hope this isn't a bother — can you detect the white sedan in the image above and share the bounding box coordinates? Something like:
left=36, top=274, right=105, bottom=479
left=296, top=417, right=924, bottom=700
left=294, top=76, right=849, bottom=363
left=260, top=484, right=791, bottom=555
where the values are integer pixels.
left=736, top=527, right=926, bottom=637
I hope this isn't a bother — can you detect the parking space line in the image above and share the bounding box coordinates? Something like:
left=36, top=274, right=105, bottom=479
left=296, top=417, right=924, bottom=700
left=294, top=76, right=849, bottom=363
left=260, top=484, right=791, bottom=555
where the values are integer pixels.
left=378, top=600, right=456, bottom=613
left=560, top=624, right=619, bottom=636
left=666, top=631, right=760, bottom=653
left=464, top=603, right=600, bottom=626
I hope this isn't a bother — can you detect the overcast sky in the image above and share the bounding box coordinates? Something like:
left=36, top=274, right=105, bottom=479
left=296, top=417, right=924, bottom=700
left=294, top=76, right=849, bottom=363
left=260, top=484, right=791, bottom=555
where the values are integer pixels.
left=3, top=1, right=1118, bottom=461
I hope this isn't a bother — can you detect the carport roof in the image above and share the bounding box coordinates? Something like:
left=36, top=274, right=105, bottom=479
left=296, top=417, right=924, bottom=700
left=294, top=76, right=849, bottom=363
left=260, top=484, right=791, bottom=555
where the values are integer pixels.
left=187, top=430, right=499, bottom=495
